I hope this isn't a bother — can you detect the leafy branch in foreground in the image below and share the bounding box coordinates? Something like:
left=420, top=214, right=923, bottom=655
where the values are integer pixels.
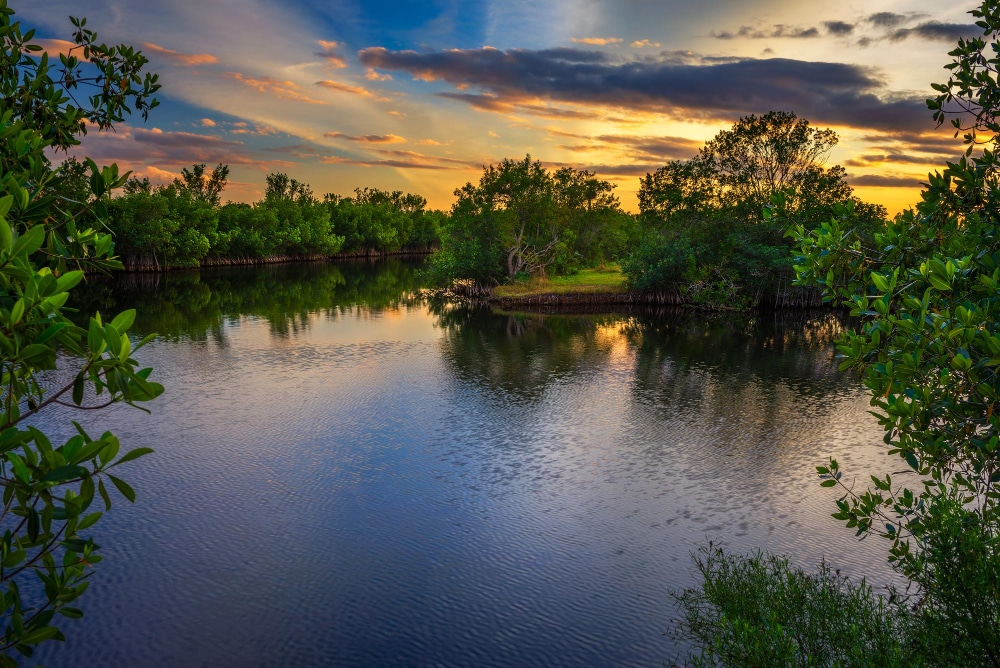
left=0, top=1, right=163, bottom=663
left=674, top=2, right=1000, bottom=665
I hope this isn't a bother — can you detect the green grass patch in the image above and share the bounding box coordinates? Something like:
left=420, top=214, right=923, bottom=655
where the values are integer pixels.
left=493, top=265, right=626, bottom=297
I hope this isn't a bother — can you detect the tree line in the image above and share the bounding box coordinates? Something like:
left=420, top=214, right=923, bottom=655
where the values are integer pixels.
left=55, top=108, right=892, bottom=312
left=54, top=161, right=447, bottom=270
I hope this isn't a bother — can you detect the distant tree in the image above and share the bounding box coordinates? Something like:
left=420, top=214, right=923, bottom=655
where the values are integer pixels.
left=265, top=172, right=314, bottom=203
left=174, top=163, right=229, bottom=206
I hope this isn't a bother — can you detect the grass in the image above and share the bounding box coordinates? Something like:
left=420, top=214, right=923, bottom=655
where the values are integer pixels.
left=492, top=264, right=626, bottom=298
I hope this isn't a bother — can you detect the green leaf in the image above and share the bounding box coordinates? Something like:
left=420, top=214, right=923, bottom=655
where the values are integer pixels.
left=7, top=452, right=30, bottom=484
left=0, top=216, right=11, bottom=253
left=109, top=309, right=136, bottom=333
left=36, top=322, right=67, bottom=344
left=106, top=474, right=135, bottom=503
left=40, top=465, right=87, bottom=483
left=97, top=478, right=112, bottom=511
left=55, top=270, right=84, bottom=292
left=111, top=447, right=154, bottom=467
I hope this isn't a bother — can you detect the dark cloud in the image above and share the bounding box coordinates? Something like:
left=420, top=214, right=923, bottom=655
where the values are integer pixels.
left=713, top=25, right=820, bottom=39
left=555, top=134, right=700, bottom=163
left=861, top=131, right=967, bottom=155
left=823, top=21, right=855, bottom=36
left=437, top=92, right=596, bottom=119
left=574, top=163, right=660, bottom=176
left=845, top=152, right=946, bottom=167
left=359, top=46, right=930, bottom=132
left=849, top=174, right=924, bottom=187
left=866, top=12, right=912, bottom=29
left=889, top=22, right=981, bottom=42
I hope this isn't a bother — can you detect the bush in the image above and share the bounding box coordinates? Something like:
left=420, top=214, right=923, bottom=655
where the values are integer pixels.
left=673, top=546, right=916, bottom=667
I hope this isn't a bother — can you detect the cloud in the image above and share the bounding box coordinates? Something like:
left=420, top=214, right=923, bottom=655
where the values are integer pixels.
left=488, top=130, right=500, bottom=138
left=31, top=39, right=77, bottom=58
left=231, top=122, right=278, bottom=136
left=200, top=118, right=217, bottom=127
left=866, top=12, right=913, bottom=29
left=132, top=165, right=182, bottom=185
left=570, top=37, right=623, bottom=46
left=712, top=25, right=820, bottom=39
left=365, top=68, right=393, bottom=81
left=315, top=39, right=348, bottom=69
left=848, top=174, right=923, bottom=187
left=315, top=80, right=374, bottom=97
left=823, top=21, right=854, bottom=36
left=359, top=46, right=930, bottom=132
left=142, top=42, right=218, bottom=66
left=321, top=148, right=479, bottom=170
left=889, top=22, right=981, bottom=42
left=225, top=72, right=324, bottom=104
left=324, top=132, right=406, bottom=143
left=845, top=152, right=942, bottom=167
left=555, top=133, right=702, bottom=164
left=69, top=125, right=294, bottom=172
left=860, top=131, right=965, bottom=156
left=630, top=40, right=661, bottom=48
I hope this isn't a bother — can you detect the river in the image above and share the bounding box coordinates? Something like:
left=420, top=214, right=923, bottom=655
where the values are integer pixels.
left=36, top=260, right=901, bottom=667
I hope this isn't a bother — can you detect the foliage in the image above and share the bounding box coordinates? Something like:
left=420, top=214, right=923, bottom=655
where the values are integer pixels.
left=104, top=173, right=443, bottom=267
left=107, top=179, right=218, bottom=268
left=174, top=163, right=229, bottom=207
left=0, top=1, right=163, bottom=662
left=429, top=155, right=631, bottom=288
left=777, top=2, right=1000, bottom=665
left=672, top=546, right=915, bottom=667
left=624, top=112, right=886, bottom=308
left=325, top=187, right=441, bottom=255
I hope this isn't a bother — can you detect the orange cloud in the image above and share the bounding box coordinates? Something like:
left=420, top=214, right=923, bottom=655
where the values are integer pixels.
left=142, top=42, right=219, bottom=66
left=232, top=122, right=279, bottom=136
left=226, top=72, right=324, bottom=104
left=321, top=148, right=479, bottom=170
left=365, top=69, right=393, bottom=81
left=630, top=39, right=661, bottom=48
left=570, top=37, right=623, bottom=46
left=325, top=132, right=406, bottom=143
left=316, top=40, right=348, bottom=69
left=201, top=118, right=217, bottom=127
left=30, top=39, right=77, bottom=58
left=315, top=80, right=374, bottom=97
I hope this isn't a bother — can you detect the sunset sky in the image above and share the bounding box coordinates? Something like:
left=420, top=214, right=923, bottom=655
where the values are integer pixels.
left=24, top=0, right=984, bottom=214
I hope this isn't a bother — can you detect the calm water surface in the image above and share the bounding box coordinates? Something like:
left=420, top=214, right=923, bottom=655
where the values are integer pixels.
left=36, top=260, right=901, bottom=667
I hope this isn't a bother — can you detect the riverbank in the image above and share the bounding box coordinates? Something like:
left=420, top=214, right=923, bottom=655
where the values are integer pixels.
left=116, top=247, right=435, bottom=272
left=484, top=266, right=824, bottom=311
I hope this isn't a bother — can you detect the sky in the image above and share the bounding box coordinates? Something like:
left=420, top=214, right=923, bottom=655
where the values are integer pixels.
left=23, top=0, right=986, bottom=214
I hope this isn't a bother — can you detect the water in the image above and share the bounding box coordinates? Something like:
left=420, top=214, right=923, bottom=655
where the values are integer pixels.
left=34, top=260, right=902, bottom=667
